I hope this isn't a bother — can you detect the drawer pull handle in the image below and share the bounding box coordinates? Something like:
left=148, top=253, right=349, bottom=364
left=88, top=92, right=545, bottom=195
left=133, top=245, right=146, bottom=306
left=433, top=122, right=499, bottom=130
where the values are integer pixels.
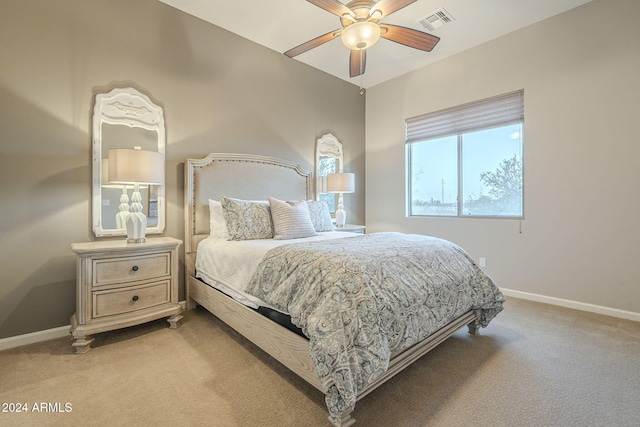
left=132, top=265, right=139, bottom=272
left=132, top=295, right=139, bottom=302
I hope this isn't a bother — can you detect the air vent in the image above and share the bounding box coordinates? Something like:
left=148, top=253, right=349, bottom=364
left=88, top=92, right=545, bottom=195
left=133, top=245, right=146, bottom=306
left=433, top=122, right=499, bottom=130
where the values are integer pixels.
left=418, top=8, right=455, bottom=32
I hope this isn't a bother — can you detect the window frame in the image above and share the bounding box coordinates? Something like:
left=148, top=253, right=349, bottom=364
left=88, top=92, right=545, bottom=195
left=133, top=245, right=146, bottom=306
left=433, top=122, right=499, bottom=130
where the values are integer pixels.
left=405, top=90, right=524, bottom=219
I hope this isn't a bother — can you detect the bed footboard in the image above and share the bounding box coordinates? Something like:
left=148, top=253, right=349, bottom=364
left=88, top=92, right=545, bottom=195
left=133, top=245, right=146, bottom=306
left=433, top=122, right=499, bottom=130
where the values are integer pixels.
left=188, top=274, right=324, bottom=392
left=188, top=273, right=480, bottom=426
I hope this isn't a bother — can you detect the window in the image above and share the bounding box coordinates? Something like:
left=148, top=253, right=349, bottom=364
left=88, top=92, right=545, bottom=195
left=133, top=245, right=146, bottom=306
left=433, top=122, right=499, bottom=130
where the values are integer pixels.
left=406, top=90, right=524, bottom=218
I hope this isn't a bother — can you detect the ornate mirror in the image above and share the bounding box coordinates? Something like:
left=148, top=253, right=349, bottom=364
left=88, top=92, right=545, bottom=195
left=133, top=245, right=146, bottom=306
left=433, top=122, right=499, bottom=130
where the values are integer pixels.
left=92, top=87, right=165, bottom=237
left=315, top=133, right=343, bottom=214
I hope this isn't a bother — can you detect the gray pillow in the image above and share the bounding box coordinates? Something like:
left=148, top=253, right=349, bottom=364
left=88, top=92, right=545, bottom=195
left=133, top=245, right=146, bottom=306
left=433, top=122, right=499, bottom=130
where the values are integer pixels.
left=305, top=200, right=335, bottom=232
left=220, top=197, right=273, bottom=240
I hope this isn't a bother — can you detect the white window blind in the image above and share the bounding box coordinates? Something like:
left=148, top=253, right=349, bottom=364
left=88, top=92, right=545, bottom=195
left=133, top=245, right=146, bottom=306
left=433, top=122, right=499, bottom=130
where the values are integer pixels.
left=405, top=90, right=524, bottom=144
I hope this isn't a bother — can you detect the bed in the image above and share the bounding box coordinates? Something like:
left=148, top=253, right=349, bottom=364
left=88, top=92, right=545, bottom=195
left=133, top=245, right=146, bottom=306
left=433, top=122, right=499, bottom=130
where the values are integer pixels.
left=184, top=153, right=504, bottom=426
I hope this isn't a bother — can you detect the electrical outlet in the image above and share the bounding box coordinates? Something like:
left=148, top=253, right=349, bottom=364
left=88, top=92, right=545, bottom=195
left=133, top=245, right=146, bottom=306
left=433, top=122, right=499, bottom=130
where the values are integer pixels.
left=479, top=257, right=486, bottom=268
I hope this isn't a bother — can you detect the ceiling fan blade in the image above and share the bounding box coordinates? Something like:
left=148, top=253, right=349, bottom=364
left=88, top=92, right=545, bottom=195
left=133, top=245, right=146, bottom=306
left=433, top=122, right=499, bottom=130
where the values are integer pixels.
left=379, top=24, right=440, bottom=52
left=307, top=0, right=356, bottom=18
left=349, top=49, right=366, bottom=78
left=284, top=29, right=341, bottom=58
left=369, top=0, right=417, bottom=18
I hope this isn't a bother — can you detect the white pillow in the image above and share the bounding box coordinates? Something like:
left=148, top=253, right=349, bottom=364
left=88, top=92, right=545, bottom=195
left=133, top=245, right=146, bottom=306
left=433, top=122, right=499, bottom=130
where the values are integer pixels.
left=208, top=199, right=230, bottom=240
left=269, top=197, right=317, bottom=240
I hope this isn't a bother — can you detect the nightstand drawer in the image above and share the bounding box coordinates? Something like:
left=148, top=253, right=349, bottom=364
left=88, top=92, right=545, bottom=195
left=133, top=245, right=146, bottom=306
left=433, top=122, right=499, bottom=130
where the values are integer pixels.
left=93, top=281, right=170, bottom=318
left=93, top=253, right=170, bottom=287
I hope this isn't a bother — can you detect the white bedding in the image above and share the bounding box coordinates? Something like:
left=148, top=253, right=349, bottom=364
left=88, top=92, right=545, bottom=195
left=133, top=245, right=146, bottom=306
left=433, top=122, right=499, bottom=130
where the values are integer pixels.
left=195, top=231, right=357, bottom=309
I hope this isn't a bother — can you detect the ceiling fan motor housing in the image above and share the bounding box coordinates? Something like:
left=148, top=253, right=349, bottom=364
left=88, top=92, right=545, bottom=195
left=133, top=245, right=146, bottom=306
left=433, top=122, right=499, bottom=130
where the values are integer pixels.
left=340, top=0, right=380, bottom=28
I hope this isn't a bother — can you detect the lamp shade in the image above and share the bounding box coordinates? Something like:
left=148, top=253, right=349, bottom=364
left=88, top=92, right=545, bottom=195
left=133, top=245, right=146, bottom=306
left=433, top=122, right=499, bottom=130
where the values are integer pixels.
left=101, top=158, right=111, bottom=185
left=108, top=148, right=164, bottom=185
left=326, top=172, right=355, bottom=193
left=341, top=21, right=381, bottom=50
left=101, top=158, right=145, bottom=189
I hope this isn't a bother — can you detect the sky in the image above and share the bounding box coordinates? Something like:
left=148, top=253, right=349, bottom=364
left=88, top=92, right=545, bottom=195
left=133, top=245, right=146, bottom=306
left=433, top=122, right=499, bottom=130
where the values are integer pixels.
left=410, top=123, right=522, bottom=204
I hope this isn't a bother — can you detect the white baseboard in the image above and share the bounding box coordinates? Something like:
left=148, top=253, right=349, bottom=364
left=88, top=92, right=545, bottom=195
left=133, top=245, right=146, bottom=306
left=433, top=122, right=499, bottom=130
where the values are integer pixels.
left=0, top=301, right=189, bottom=352
left=2, top=297, right=636, bottom=352
left=0, top=325, right=70, bottom=352
left=501, top=288, right=640, bottom=322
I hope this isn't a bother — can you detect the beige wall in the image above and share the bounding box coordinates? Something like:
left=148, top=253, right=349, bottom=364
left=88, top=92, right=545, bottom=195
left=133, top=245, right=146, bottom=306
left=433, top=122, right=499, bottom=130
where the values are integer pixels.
left=0, top=0, right=365, bottom=338
left=3, top=0, right=637, bottom=340
left=365, top=0, right=640, bottom=313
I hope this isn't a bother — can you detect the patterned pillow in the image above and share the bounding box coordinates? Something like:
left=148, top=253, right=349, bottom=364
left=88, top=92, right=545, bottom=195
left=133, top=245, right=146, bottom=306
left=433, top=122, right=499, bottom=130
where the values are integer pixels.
left=269, top=197, right=317, bottom=240
left=305, top=200, right=334, bottom=232
left=220, top=197, right=274, bottom=240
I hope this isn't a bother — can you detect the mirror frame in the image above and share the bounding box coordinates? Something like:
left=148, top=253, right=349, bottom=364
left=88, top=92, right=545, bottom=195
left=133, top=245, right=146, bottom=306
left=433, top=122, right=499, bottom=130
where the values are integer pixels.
left=315, top=133, right=343, bottom=212
left=92, top=87, right=166, bottom=237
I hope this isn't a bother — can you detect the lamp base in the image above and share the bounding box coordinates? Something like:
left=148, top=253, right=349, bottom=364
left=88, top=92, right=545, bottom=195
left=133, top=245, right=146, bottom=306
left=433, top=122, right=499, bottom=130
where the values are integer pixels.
left=116, top=186, right=130, bottom=229
left=335, top=193, right=347, bottom=228
left=126, top=212, right=147, bottom=243
left=126, top=186, right=147, bottom=243
left=126, top=237, right=146, bottom=244
left=335, top=208, right=346, bottom=228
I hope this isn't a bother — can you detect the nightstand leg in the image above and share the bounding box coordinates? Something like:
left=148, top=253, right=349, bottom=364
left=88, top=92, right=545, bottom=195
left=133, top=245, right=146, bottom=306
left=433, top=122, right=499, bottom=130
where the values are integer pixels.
left=167, top=313, right=183, bottom=329
left=71, top=334, right=94, bottom=354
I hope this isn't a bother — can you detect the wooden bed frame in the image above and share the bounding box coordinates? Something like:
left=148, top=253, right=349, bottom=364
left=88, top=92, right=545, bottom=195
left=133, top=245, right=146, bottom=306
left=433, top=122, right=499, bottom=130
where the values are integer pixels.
left=184, top=153, right=481, bottom=426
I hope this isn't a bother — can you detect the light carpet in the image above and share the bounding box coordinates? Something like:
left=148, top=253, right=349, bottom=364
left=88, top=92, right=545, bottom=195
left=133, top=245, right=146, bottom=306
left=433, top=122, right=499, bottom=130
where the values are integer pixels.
left=1, top=297, right=639, bottom=427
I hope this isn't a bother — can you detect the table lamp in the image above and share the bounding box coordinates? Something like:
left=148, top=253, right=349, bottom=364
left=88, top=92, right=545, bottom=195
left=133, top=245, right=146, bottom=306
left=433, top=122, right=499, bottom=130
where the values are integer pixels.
left=326, top=172, right=355, bottom=228
left=108, top=147, right=164, bottom=243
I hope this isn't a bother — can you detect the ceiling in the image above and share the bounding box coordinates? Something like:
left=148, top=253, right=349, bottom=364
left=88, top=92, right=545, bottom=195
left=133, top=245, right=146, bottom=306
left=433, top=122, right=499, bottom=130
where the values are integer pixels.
left=157, top=0, right=593, bottom=88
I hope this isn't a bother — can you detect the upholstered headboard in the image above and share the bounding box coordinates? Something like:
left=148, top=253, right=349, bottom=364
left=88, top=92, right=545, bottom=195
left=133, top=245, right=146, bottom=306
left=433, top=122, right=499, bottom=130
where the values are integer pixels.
left=184, top=153, right=311, bottom=260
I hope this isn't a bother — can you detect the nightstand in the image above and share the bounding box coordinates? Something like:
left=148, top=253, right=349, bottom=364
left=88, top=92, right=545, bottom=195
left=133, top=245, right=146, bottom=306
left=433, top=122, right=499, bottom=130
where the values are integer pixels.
left=70, top=237, right=182, bottom=353
left=336, top=224, right=365, bottom=234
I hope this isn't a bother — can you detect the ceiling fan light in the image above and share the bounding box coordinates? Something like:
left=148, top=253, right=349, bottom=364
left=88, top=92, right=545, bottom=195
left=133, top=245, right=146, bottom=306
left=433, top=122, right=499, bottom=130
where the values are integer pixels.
left=341, top=21, right=380, bottom=50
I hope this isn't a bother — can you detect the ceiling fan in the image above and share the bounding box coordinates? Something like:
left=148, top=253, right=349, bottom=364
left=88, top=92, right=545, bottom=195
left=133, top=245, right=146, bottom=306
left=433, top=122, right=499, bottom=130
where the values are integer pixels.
left=284, top=0, right=440, bottom=78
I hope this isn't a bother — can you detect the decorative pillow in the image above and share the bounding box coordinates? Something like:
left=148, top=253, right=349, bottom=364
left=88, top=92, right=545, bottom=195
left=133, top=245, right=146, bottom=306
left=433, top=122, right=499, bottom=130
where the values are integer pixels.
left=305, top=200, right=334, bottom=232
left=220, top=197, right=274, bottom=240
left=269, top=197, right=317, bottom=240
left=208, top=199, right=230, bottom=240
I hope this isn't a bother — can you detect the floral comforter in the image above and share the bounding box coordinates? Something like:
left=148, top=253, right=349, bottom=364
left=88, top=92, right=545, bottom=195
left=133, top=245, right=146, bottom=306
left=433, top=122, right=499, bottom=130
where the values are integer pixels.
left=245, top=232, right=504, bottom=423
